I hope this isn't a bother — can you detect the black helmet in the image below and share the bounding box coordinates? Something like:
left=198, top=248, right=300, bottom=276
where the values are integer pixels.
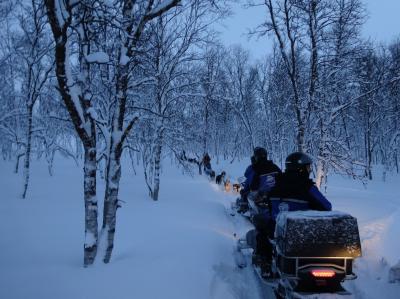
left=285, top=152, right=313, bottom=173
left=250, top=155, right=256, bottom=165
left=253, top=147, right=268, bottom=164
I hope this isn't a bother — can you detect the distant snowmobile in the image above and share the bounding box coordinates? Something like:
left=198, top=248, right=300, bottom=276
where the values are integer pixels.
left=234, top=207, right=362, bottom=298
left=230, top=176, right=253, bottom=217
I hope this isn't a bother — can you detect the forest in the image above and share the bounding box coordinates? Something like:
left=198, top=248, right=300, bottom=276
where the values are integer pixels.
left=0, top=0, right=399, bottom=267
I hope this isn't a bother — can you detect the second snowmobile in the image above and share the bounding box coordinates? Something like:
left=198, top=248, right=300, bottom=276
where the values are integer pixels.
left=235, top=209, right=362, bottom=298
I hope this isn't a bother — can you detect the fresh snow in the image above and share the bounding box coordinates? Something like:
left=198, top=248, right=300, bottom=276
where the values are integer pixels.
left=86, top=52, right=110, bottom=64
left=277, top=210, right=349, bottom=220
left=85, top=231, right=96, bottom=247
left=119, top=47, right=130, bottom=66
left=0, top=157, right=400, bottom=299
left=54, top=0, right=67, bottom=28
left=148, top=0, right=178, bottom=16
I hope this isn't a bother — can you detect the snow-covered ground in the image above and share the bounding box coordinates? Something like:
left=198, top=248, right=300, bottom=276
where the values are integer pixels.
left=0, top=157, right=399, bottom=299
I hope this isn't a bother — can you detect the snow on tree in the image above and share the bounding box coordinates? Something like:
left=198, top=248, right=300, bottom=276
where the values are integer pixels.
left=45, top=0, right=101, bottom=266
left=1, top=0, right=400, bottom=270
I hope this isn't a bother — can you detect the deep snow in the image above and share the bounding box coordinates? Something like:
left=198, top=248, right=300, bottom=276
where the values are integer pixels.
left=0, top=157, right=399, bottom=299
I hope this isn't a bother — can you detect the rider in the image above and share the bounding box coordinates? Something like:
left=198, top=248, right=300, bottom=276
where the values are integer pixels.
left=252, top=152, right=332, bottom=277
left=237, top=155, right=255, bottom=213
left=202, top=153, right=215, bottom=179
left=249, top=147, right=281, bottom=193
left=238, top=147, right=281, bottom=213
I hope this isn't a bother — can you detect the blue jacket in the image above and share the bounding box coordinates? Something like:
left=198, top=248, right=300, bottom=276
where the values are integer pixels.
left=267, top=172, right=332, bottom=219
left=250, top=159, right=281, bottom=192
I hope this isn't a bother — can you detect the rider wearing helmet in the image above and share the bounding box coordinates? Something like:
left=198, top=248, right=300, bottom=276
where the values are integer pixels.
left=252, top=152, right=332, bottom=277
left=268, top=152, right=331, bottom=216
left=250, top=147, right=281, bottom=192
left=238, top=147, right=281, bottom=213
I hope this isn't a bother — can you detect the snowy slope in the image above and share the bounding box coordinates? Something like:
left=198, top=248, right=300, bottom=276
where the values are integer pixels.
left=0, top=157, right=399, bottom=299
left=0, top=158, right=260, bottom=299
left=327, top=175, right=400, bottom=298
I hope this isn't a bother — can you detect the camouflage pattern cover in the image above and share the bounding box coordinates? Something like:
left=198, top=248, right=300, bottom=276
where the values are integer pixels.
left=275, top=211, right=362, bottom=258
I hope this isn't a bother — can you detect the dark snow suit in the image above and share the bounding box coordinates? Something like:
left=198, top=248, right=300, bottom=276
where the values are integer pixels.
left=242, top=165, right=255, bottom=194
left=253, top=171, right=332, bottom=260
left=249, top=160, right=281, bottom=192
left=236, top=165, right=255, bottom=212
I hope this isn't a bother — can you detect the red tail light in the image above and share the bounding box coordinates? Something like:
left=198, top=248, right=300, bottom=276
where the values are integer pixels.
left=311, top=269, right=336, bottom=278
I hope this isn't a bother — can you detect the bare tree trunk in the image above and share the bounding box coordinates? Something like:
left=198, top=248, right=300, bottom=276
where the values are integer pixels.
left=45, top=0, right=99, bottom=266
left=100, top=39, right=129, bottom=262
left=366, top=124, right=373, bottom=180
left=15, top=152, right=24, bottom=174
left=203, top=101, right=209, bottom=153
left=315, top=151, right=327, bottom=189
left=83, top=146, right=98, bottom=266
left=315, top=117, right=327, bottom=189
left=22, top=105, right=33, bottom=199
left=46, top=149, right=55, bottom=176
left=102, top=149, right=121, bottom=263
left=152, top=129, right=163, bottom=201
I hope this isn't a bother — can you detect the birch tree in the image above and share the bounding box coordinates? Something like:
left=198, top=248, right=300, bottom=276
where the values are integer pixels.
left=0, top=6, right=27, bottom=172
left=225, top=46, right=260, bottom=150
left=99, top=0, right=181, bottom=264
left=45, top=0, right=99, bottom=266
left=15, top=0, right=54, bottom=198
left=259, top=0, right=309, bottom=152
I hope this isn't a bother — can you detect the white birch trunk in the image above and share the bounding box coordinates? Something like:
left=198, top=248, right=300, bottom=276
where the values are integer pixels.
left=22, top=105, right=33, bottom=199
left=152, top=128, right=163, bottom=201
left=83, top=147, right=98, bottom=266
left=102, top=144, right=122, bottom=263
left=315, top=122, right=328, bottom=190
left=46, top=149, right=55, bottom=177
left=315, top=157, right=325, bottom=189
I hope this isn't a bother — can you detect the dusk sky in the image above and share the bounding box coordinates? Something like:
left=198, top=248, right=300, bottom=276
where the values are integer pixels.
left=215, top=0, right=400, bottom=60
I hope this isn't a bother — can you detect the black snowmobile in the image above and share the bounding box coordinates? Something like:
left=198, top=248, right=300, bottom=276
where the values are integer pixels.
left=234, top=209, right=362, bottom=299
left=230, top=176, right=255, bottom=218
left=230, top=178, right=271, bottom=220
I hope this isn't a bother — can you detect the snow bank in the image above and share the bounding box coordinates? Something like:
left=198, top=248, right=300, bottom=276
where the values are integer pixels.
left=326, top=173, right=400, bottom=298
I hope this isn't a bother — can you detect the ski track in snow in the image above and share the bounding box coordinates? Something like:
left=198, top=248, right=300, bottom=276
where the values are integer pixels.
left=193, top=179, right=266, bottom=299
left=212, top=182, right=271, bottom=299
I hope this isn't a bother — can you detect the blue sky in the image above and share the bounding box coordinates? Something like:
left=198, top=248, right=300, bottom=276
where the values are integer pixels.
left=215, top=0, right=400, bottom=60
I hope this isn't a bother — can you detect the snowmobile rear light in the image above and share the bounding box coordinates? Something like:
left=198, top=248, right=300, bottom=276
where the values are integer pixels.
left=311, top=269, right=336, bottom=278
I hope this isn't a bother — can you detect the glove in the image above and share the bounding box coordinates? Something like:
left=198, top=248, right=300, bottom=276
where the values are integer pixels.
left=254, top=191, right=268, bottom=206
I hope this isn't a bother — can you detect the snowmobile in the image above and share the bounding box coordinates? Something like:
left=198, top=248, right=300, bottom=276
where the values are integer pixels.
left=230, top=173, right=278, bottom=218
left=234, top=209, right=362, bottom=299
left=229, top=177, right=258, bottom=221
